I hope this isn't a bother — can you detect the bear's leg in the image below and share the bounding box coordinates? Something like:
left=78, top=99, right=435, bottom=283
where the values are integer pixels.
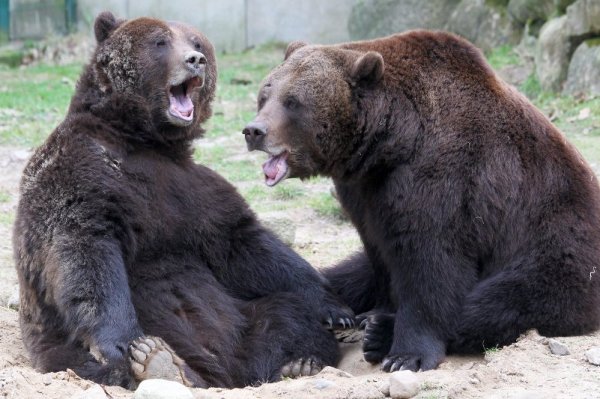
left=448, top=265, right=600, bottom=353
left=238, top=292, right=340, bottom=385
left=129, top=336, right=207, bottom=387
left=322, top=251, right=382, bottom=315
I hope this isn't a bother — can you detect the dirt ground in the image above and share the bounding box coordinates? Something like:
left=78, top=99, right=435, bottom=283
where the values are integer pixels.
left=0, top=146, right=599, bottom=399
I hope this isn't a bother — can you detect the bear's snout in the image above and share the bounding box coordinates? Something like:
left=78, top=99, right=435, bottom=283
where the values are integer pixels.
left=185, top=51, right=207, bottom=73
left=243, top=121, right=267, bottom=151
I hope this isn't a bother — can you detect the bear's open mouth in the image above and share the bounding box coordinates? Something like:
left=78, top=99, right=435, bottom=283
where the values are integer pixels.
left=168, top=76, right=202, bottom=122
left=263, top=151, right=289, bottom=186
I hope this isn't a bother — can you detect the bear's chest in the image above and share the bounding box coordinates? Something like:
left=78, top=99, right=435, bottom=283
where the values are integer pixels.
left=119, top=154, right=245, bottom=259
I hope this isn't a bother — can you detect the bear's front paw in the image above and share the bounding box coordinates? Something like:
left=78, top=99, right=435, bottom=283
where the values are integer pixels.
left=281, top=356, right=323, bottom=378
left=321, top=297, right=355, bottom=330
left=381, top=350, right=442, bottom=372
left=360, top=313, right=394, bottom=364
left=129, top=336, right=195, bottom=387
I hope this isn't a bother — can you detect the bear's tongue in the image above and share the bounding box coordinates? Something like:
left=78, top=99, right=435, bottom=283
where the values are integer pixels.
left=169, top=83, right=194, bottom=121
left=263, top=152, right=289, bottom=187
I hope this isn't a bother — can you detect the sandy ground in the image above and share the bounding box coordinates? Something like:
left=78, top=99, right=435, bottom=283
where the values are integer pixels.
left=0, top=148, right=599, bottom=399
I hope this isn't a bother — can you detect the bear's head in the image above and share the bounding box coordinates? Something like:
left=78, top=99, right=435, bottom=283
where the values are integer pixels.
left=89, top=12, right=217, bottom=133
left=243, top=42, right=384, bottom=186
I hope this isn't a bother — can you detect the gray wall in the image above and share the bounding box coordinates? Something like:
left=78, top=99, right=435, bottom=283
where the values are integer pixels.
left=78, top=0, right=359, bottom=53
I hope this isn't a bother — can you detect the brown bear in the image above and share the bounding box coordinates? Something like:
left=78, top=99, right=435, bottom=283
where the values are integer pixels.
left=13, top=12, right=353, bottom=389
left=243, top=31, right=600, bottom=372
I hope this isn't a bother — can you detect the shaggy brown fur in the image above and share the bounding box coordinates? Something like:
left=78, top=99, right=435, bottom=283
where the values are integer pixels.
left=244, top=31, right=600, bottom=371
left=13, top=12, right=352, bottom=389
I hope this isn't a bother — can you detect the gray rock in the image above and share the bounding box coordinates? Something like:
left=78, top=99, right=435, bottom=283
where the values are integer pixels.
left=70, top=385, right=108, bottom=399
left=389, top=370, right=420, bottom=399
left=133, top=379, right=193, bottom=399
left=446, top=0, right=522, bottom=52
left=585, top=347, right=600, bottom=366
left=563, top=39, right=600, bottom=96
left=566, top=0, right=600, bottom=37
left=535, top=15, right=572, bottom=91
left=348, top=0, right=461, bottom=40
left=311, top=378, right=335, bottom=390
left=508, top=0, right=556, bottom=25
left=7, top=286, right=19, bottom=311
left=548, top=338, right=570, bottom=355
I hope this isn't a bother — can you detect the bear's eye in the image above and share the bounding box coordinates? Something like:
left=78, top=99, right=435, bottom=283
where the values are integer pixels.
left=283, top=96, right=300, bottom=110
left=156, top=39, right=167, bottom=47
left=194, top=42, right=202, bottom=51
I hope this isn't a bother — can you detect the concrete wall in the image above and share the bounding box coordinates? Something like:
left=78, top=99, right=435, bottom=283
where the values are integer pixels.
left=77, top=0, right=359, bottom=53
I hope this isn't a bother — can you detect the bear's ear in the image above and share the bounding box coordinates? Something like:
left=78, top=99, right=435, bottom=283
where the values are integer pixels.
left=284, top=41, right=308, bottom=60
left=350, top=51, right=384, bottom=84
left=94, top=11, right=123, bottom=43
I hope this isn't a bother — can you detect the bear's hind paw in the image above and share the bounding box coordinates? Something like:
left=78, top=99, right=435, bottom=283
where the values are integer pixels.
left=281, top=357, right=322, bottom=378
left=129, top=336, right=194, bottom=387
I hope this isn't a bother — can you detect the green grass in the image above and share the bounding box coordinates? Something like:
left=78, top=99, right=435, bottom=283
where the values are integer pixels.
left=0, top=63, right=81, bottom=147
left=0, top=189, right=10, bottom=203
left=486, top=44, right=520, bottom=70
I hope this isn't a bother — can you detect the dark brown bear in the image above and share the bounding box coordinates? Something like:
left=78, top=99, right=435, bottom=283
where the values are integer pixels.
left=243, top=31, right=600, bottom=372
left=13, top=12, right=353, bottom=389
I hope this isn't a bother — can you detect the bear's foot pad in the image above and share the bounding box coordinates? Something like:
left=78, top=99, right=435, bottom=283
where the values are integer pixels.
left=281, top=357, right=322, bottom=378
left=129, top=336, right=193, bottom=386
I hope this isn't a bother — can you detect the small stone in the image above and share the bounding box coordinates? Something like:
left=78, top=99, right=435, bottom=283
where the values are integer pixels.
left=7, top=286, right=19, bottom=310
left=42, top=374, right=53, bottom=386
left=378, top=380, right=390, bottom=396
left=133, top=379, right=193, bottom=399
left=389, top=370, right=420, bottom=399
left=585, top=347, right=600, bottom=366
left=548, top=339, right=570, bottom=356
left=312, top=378, right=335, bottom=390
left=70, top=384, right=108, bottom=399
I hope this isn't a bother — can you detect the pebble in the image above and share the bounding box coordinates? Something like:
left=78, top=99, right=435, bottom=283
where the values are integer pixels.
left=548, top=339, right=570, bottom=356
left=42, top=374, right=53, bottom=386
left=377, top=380, right=390, bottom=396
left=389, top=370, right=420, bottom=399
left=311, top=378, right=335, bottom=390
left=70, top=384, right=108, bottom=399
left=7, top=286, right=19, bottom=311
left=585, top=347, right=600, bottom=366
left=133, top=379, right=193, bottom=399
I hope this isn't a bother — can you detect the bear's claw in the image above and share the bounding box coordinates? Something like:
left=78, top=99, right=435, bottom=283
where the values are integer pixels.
left=281, top=357, right=322, bottom=378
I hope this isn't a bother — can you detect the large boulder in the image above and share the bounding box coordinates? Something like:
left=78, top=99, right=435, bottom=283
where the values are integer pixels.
left=535, top=16, right=572, bottom=91
left=565, top=0, right=600, bottom=37
left=348, top=0, right=461, bottom=40
left=563, top=39, right=600, bottom=96
left=508, top=0, right=556, bottom=25
left=446, top=0, right=522, bottom=51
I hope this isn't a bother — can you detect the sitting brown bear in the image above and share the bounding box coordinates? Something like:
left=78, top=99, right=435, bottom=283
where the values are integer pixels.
left=14, top=12, right=353, bottom=389
left=243, top=31, right=600, bottom=372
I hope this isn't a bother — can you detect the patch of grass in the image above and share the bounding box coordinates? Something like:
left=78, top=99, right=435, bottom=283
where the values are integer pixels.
left=0, top=189, right=10, bottom=203
left=0, top=211, right=14, bottom=226
left=273, top=183, right=305, bottom=200
left=486, top=44, right=520, bottom=70
left=309, top=192, right=346, bottom=221
left=0, top=63, right=81, bottom=147
left=519, top=73, right=542, bottom=99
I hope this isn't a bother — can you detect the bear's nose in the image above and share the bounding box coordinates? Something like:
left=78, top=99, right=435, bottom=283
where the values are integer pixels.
left=243, top=121, right=267, bottom=151
left=185, top=51, right=207, bottom=71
